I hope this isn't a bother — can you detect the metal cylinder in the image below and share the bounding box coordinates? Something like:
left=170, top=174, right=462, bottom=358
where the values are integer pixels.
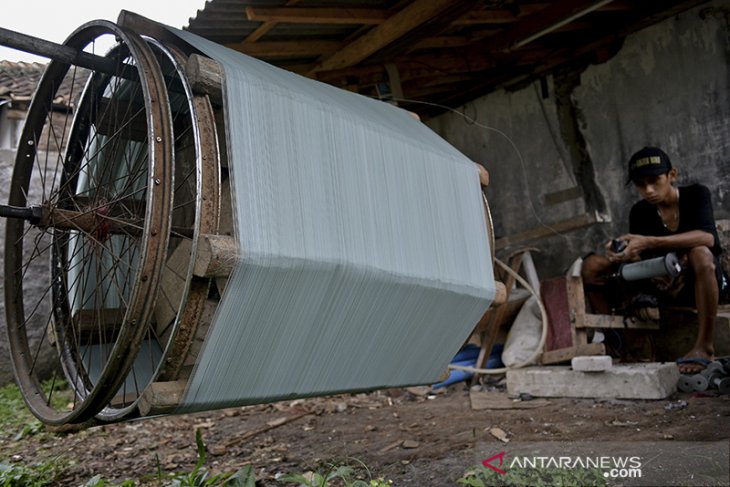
left=619, top=252, right=682, bottom=281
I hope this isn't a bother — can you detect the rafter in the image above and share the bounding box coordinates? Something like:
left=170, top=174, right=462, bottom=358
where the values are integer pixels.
left=244, top=0, right=302, bottom=44
left=225, top=40, right=341, bottom=58
left=483, top=0, right=617, bottom=52
left=306, top=0, right=457, bottom=74
left=245, top=7, right=390, bottom=25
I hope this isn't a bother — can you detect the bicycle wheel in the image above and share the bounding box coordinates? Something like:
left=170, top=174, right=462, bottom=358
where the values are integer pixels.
left=92, top=37, right=221, bottom=421
left=4, top=20, right=173, bottom=425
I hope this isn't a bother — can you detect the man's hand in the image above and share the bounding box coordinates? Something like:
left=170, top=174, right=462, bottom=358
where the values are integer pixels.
left=474, top=163, right=490, bottom=187
left=605, top=234, right=650, bottom=263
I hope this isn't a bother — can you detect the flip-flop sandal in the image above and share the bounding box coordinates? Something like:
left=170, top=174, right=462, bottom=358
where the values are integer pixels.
left=676, top=357, right=711, bottom=374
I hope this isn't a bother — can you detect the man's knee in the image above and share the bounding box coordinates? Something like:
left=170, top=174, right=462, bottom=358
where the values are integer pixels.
left=687, top=246, right=715, bottom=276
left=581, top=254, right=613, bottom=284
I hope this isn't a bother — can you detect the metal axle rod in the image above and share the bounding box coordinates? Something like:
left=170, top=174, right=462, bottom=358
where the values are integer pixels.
left=0, top=203, right=193, bottom=239
left=0, top=27, right=118, bottom=75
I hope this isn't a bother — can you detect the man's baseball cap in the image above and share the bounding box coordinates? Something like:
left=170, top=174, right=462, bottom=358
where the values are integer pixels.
left=627, top=146, right=672, bottom=183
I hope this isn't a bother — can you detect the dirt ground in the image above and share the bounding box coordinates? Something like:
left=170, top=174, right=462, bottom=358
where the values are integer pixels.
left=3, top=377, right=730, bottom=486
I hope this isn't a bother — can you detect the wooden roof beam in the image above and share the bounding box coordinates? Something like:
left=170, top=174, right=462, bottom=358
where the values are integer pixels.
left=246, top=7, right=390, bottom=25
left=244, top=0, right=301, bottom=44
left=485, top=0, right=616, bottom=52
left=306, top=0, right=457, bottom=75
left=225, top=40, right=341, bottom=58
left=244, top=6, right=545, bottom=27
left=452, top=5, right=550, bottom=25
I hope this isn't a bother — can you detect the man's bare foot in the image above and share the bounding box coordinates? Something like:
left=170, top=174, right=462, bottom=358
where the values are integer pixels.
left=676, top=348, right=713, bottom=374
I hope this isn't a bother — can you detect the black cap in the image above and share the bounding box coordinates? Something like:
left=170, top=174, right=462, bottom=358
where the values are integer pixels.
left=627, top=146, right=672, bottom=183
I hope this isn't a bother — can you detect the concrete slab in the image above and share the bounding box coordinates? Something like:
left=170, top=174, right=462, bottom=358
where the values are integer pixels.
left=506, top=363, right=679, bottom=400
left=571, top=355, right=613, bottom=372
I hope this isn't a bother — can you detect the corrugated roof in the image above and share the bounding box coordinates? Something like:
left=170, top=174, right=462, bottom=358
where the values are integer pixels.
left=185, top=0, right=711, bottom=117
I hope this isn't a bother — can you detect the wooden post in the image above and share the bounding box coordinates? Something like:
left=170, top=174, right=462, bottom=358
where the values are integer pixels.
left=186, top=54, right=224, bottom=107
left=193, top=235, right=239, bottom=278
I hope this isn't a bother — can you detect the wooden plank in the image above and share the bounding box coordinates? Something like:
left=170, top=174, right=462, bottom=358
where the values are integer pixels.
left=245, top=6, right=543, bottom=27
left=493, top=281, right=507, bottom=306
left=215, top=276, right=230, bottom=296
left=154, top=239, right=193, bottom=340
left=565, top=274, right=586, bottom=344
left=540, top=343, right=605, bottom=365
left=218, top=176, right=234, bottom=235
left=307, top=0, right=455, bottom=74
left=117, top=10, right=186, bottom=52
left=452, top=5, right=549, bottom=25
left=495, top=212, right=598, bottom=250
left=246, top=7, right=389, bottom=25
left=474, top=252, right=525, bottom=372
left=226, top=40, right=342, bottom=58
left=540, top=276, right=573, bottom=351
left=411, top=35, right=477, bottom=50
left=71, top=308, right=125, bottom=344
left=544, top=186, right=583, bottom=206
left=485, top=0, right=617, bottom=52
left=580, top=313, right=660, bottom=330
left=138, top=380, right=187, bottom=416
left=384, top=63, right=403, bottom=100
left=186, top=54, right=223, bottom=107
left=193, top=234, right=239, bottom=278
left=95, top=97, right=147, bottom=142
left=243, top=0, right=303, bottom=44
left=178, top=298, right=219, bottom=381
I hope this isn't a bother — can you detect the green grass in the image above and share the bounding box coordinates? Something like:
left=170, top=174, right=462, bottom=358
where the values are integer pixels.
left=0, top=384, right=391, bottom=487
left=0, top=457, right=65, bottom=486
left=459, top=465, right=609, bottom=487
left=0, top=382, right=42, bottom=440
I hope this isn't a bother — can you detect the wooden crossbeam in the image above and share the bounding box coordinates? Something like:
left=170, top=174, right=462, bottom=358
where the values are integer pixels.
left=225, top=40, right=341, bottom=58
left=306, top=0, right=456, bottom=74
left=312, top=46, right=552, bottom=88
left=246, top=7, right=390, bottom=25
left=483, top=0, right=617, bottom=52
left=244, top=7, right=543, bottom=26
left=244, top=0, right=302, bottom=44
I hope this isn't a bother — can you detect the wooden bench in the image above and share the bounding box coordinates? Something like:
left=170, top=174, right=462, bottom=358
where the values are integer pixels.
left=541, top=218, right=730, bottom=364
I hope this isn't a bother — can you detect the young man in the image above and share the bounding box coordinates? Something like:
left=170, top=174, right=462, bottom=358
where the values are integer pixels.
left=581, top=146, right=726, bottom=374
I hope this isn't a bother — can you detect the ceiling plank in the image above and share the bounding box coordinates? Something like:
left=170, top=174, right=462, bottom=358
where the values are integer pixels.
left=452, top=5, right=549, bottom=25
left=225, top=40, right=341, bottom=58
left=244, top=6, right=542, bottom=27
left=246, top=7, right=390, bottom=25
left=243, top=0, right=301, bottom=44
left=433, top=0, right=710, bottom=115
left=491, top=0, right=616, bottom=52
left=306, top=0, right=457, bottom=74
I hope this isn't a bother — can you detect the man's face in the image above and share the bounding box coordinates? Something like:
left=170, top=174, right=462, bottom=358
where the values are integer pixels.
left=632, top=172, right=674, bottom=205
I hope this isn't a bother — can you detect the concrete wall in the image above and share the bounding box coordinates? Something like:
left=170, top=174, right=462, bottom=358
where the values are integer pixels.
left=0, top=148, right=57, bottom=386
left=0, top=149, right=12, bottom=385
left=428, top=1, right=730, bottom=278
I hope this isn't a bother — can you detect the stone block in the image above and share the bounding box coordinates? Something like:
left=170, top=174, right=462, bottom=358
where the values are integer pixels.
left=571, top=355, right=613, bottom=372
left=506, top=363, right=679, bottom=400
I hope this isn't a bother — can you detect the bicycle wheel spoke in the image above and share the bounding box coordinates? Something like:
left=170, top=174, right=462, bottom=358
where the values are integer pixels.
left=5, top=22, right=173, bottom=425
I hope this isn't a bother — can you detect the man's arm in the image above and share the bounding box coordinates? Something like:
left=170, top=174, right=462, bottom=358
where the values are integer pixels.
left=609, top=230, right=715, bottom=263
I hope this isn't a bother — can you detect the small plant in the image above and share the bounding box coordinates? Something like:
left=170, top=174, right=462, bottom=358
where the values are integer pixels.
left=278, top=459, right=392, bottom=487
left=14, top=420, right=43, bottom=441
left=0, top=383, right=37, bottom=437
left=82, top=474, right=138, bottom=486
left=459, top=465, right=609, bottom=487
left=0, top=458, right=64, bottom=486
left=278, top=465, right=358, bottom=487
left=0, top=380, right=72, bottom=441
left=165, top=429, right=256, bottom=487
